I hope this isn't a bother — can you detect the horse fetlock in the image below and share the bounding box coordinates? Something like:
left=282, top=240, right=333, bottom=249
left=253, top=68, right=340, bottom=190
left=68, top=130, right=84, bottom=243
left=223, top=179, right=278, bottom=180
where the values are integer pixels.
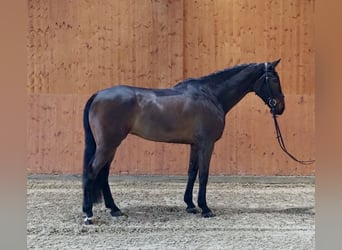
left=186, top=206, right=199, bottom=214
left=83, top=216, right=94, bottom=225
left=199, top=205, right=215, bottom=218
left=202, top=210, right=216, bottom=218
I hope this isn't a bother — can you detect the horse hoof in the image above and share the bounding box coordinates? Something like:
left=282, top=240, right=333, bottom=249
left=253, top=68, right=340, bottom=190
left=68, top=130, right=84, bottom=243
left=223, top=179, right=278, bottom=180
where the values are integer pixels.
left=84, top=217, right=93, bottom=225
left=186, top=207, right=199, bottom=214
left=110, top=210, right=124, bottom=217
left=202, top=211, right=216, bottom=218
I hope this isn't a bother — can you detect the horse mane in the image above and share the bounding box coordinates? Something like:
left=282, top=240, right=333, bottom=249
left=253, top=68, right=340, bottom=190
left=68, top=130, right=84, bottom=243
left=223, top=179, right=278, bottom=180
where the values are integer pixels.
left=174, top=63, right=256, bottom=88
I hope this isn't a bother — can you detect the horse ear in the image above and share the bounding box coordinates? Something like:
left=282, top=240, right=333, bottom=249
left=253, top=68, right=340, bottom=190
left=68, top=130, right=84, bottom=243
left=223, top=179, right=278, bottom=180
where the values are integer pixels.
left=270, top=59, right=281, bottom=68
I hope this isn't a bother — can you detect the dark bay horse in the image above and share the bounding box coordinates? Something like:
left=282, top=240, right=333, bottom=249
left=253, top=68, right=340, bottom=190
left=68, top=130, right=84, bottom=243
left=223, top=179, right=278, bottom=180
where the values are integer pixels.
left=82, top=60, right=285, bottom=224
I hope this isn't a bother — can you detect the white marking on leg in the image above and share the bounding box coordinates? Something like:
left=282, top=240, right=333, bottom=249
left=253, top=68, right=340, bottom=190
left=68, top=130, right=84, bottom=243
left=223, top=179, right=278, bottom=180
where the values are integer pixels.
left=84, top=216, right=93, bottom=222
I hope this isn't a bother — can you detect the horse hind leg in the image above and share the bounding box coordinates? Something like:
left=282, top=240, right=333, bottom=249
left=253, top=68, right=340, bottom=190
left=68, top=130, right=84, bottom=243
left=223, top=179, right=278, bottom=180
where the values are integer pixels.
left=82, top=177, right=95, bottom=224
left=83, top=146, right=116, bottom=224
left=100, top=159, right=124, bottom=217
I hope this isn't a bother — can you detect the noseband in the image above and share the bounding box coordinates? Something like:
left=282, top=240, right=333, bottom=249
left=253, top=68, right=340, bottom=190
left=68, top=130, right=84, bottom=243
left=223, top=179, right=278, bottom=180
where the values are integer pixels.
left=264, top=62, right=280, bottom=111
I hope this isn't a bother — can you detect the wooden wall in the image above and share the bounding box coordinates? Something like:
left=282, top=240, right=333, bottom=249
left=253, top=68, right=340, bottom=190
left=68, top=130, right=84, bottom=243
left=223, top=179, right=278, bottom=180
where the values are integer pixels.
left=27, top=0, right=315, bottom=175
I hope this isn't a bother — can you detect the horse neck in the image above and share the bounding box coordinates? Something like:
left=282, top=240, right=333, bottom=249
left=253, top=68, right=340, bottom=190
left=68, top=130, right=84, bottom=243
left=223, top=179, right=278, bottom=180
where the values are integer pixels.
left=212, top=64, right=264, bottom=114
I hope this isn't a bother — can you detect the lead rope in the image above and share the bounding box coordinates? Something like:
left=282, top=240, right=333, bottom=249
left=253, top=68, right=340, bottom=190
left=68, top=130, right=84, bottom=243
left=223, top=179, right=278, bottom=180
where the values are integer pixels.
left=271, top=112, right=315, bottom=165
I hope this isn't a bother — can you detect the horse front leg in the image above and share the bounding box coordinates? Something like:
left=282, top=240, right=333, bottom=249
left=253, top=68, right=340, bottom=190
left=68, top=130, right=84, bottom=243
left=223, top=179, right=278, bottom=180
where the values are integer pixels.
left=197, top=142, right=215, bottom=218
left=184, top=144, right=199, bottom=214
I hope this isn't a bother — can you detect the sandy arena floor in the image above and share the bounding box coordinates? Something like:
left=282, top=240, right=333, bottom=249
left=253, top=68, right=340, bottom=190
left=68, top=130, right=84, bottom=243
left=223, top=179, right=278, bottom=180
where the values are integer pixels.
left=27, top=175, right=315, bottom=250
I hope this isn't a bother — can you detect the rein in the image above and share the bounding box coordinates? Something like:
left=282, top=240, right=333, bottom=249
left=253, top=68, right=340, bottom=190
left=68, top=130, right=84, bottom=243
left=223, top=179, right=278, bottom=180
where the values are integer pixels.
left=271, top=112, right=315, bottom=165
left=265, top=63, right=315, bottom=165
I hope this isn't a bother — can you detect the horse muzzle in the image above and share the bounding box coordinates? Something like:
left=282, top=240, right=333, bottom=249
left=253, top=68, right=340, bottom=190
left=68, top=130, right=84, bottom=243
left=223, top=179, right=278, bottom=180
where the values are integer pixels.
left=269, top=97, right=285, bottom=115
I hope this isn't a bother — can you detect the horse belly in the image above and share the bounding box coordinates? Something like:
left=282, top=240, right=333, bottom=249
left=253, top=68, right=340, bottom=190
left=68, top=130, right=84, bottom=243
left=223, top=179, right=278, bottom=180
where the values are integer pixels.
left=130, top=112, right=195, bottom=143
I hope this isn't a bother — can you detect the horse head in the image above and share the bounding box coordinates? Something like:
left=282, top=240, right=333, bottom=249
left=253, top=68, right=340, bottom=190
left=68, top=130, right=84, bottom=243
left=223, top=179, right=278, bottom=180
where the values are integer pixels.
left=254, top=59, right=285, bottom=116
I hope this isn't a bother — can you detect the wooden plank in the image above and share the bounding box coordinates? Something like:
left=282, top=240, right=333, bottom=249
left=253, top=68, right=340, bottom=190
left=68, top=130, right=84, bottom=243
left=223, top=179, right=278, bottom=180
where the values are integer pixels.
left=27, top=0, right=184, bottom=94
left=27, top=94, right=315, bottom=175
left=27, top=0, right=315, bottom=175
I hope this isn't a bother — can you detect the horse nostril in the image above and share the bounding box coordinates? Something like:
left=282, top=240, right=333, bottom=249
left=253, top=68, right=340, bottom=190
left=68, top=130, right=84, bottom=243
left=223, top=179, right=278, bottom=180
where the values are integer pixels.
left=277, top=101, right=285, bottom=115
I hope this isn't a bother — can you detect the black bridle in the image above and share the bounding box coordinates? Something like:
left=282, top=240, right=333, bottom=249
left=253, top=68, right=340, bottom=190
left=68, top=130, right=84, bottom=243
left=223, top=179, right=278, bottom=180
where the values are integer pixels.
left=254, top=63, right=284, bottom=109
left=263, top=63, right=315, bottom=165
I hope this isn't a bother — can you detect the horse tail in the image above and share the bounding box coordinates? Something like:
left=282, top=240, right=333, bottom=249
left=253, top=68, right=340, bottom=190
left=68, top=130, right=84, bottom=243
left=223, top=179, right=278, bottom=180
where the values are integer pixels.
left=82, top=93, right=102, bottom=204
